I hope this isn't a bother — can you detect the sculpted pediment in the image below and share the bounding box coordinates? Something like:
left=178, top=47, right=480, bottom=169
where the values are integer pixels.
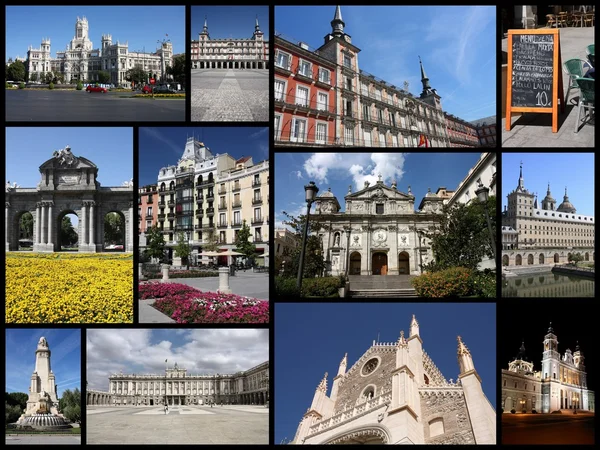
left=345, top=184, right=413, bottom=201
left=39, top=146, right=98, bottom=171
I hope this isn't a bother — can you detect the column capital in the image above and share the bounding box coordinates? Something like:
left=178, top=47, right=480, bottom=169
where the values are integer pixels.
left=87, top=200, right=96, bottom=207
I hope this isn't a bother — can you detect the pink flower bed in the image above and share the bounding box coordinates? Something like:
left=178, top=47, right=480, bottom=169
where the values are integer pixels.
left=139, top=282, right=269, bottom=324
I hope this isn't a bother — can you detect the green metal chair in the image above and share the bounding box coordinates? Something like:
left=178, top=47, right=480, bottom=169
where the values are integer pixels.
left=586, top=44, right=595, bottom=67
left=573, top=77, right=594, bottom=133
left=563, top=58, right=591, bottom=104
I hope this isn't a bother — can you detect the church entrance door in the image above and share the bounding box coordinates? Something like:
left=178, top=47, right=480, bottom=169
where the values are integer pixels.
left=372, top=252, right=388, bottom=275
left=350, top=252, right=361, bottom=275
left=398, top=251, right=410, bottom=274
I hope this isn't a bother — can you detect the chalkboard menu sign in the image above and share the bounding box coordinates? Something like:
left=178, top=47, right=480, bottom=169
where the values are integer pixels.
left=506, top=28, right=565, bottom=133
left=511, top=34, right=554, bottom=107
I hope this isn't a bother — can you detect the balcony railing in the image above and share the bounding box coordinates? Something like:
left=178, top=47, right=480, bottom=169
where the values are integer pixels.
left=295, top=65, right=313, bottom=82
left=158, top=201, right=166, bottom=206
left=195, top=209, right=203, bottom=216
left=232, top=201, right=242, bottom=208
left=254, top=236, right=264, bottom=243
left=218, top=202, right=227, bottom=210
left=252, top=196, right=263, bottom=205
left=218, top=188, right=227, bottom=195
left=232, top=184, right=241, bottom=192
left=252, top=179, right=261, bottom=187
left=274, top=58, right=292, bottom=74
left=167, top=199, right=175, bottom=206
left=232, top=220, right=243, bottom=227
left=217, top=221, right=228, bottom=228
left=274, top=92, right=335, bottom=116
left=251, top=217, right=264, bottom=225
left=275, top=130, right=448, bottom=148
left=167, top=212, right=175, bottom=218
left=206, top=207, right=214, bottom=215
left=206, top=193, right=215, bottom=201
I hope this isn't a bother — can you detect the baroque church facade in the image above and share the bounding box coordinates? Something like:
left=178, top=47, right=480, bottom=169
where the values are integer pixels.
left=26, top=17, right=173, bottom=85
left=501, top=324, right=594, bottom=413
left=292, top=315, right=496, bottom=444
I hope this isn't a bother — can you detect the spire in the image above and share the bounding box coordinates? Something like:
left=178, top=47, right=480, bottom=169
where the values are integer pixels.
left=547, top=182, right=551, bottom=195
left=516, top=340, right=528, bottom=361
left=534, top=193, right=538, bottom=209
left=516, top=160, right=525, bottom=192
left=201, top=16, right=209, bottom=36
left=331, top=5, right=345, bottom=37
left=255, top=15, right=261, bottom=32
left=564, top=186, right=568, bottom=199
left=548, top=322, right=554, bottom=333
left=397, top=330, right=407, bottom=347
left=419, top=56, right=433, bottom=96
left=316, top=372, right=328, bottom=393
left=337, top=353, right=348, bottom=376
left=457, top=336, right=475, bottom=374
left=409, top=314, right=420, bottom=337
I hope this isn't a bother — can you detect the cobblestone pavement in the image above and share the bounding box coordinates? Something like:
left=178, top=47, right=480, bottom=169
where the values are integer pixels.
left=191, top=69, right=269, bottom=122
left=502, top=27, right=594, bottom=147
left=87, top=405, right=268, bottom=444
left=6, top=435, right=81, bottom=445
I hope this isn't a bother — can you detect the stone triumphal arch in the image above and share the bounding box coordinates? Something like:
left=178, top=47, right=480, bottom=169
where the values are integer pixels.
left=5, top=146, right=133, bottom=252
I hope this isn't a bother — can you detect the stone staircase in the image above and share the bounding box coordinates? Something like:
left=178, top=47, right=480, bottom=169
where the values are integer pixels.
left=348, top=275, right=417, bottom=298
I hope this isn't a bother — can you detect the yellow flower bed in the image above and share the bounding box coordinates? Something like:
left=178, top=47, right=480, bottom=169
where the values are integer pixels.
left=6, top=253, right=133, bottom=323
left=132, top=93, right=185, bottom=98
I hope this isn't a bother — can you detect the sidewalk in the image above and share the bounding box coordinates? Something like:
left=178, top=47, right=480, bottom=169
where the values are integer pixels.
left=502, top=27, right=594, bottom=147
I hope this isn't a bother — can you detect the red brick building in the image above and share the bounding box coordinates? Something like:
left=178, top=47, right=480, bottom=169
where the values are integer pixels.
left=444, top=113, right=480, bottom=148
left=138, top=184, right=158, bottom=235
left=470, top=115, right=497, bottom=147
left=274, top=36, right=337, bottom=146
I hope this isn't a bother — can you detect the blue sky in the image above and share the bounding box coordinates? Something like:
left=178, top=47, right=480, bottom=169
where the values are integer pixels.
left=191, top=6, right=269, bottom=40
left=275, top=6, right=496, bottom=122
left=274, top=303, right=496, bottom=444
left=139, top=127, right=269, bottom=185
left=274, top=152, right=485, bottom=229
left=502, top=153, right=594, bottom=216
left=5, top=6, right=185, bottom=60
left=87, top=329, right=268, bottom=391
left=6, top=329, right=81, bottom=398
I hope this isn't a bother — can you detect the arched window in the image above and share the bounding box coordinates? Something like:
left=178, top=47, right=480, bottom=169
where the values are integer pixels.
left=429, top=418, right=444, bottom=438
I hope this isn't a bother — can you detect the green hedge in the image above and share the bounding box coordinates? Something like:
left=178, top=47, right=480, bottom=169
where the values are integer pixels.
left=144, top=270, right=218, bottom=279
left=275, top=276, right=343, bottom=298
left=49, top=82, right=54, bottom=90
left=412, top=267, right=496, bottom=298
left=274, top=277, right=299, bottom=297
left=18, top=82, right=25, bottom=89
left=76, top=81, right=83, bottom=90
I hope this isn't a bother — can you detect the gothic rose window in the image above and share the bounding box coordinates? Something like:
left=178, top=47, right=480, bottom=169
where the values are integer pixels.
left=362, top=358, right=379, bottom=375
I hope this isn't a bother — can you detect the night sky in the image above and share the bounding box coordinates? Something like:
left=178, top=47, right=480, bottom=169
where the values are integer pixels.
left=499, top=299, right=595, bottom=391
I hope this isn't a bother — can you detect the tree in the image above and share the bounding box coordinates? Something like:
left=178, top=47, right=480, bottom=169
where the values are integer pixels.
left=97, top=70, right=110, bottom=84
left=125, top=67, right=148, bottom=85
left=5, top=392, right=28, bottom=411
left=234, top=220, right=257, bottom=263
left=422, top=196, right=497, bottom=272
left=19, top=213, right=34, bottom=239
left=61, top=216, right=78, bottom=247
left=144, top=225, right=166, bottom=262
left=59, top=388, right=80, bottom=423
left=5, top=403, right=22, bottom=425
left=279, top=211, right=328, bottom=278
left=568, top=253, right=583, bottom=266
left=202, top=226, right=220, bottom=252
left=44, top=72, right=54, bottom=84
left=174, top=231, right=191, bottom=265
left=29, top=72, right=38, bottom=82
left=6, top=60, right=26, bottom=82
left=104, top=213, right=124, bottom=245
left=166, top=54, right=186, bottom=85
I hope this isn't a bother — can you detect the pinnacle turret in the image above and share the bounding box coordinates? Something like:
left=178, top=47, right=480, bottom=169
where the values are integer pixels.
left=331, top=5, right=345, bottom=37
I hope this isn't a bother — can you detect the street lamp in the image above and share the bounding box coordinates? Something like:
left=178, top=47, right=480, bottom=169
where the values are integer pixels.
left=475, top=184, right=497, bottom=262
left=520, top=398, right=526, bottom=413
left=296, top=181, right=319, bottom=292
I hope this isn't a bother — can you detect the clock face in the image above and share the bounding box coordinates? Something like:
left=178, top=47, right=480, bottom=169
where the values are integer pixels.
left=362, top=358, right=379, bottom=375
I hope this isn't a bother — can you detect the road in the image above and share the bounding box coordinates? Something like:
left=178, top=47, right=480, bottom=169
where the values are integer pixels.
left=502, top=412, right=595, bottom=444
left=5, top=90, right=185, bottom=122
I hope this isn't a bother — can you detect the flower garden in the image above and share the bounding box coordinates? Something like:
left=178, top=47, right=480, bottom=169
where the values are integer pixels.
left=139, top=282, right=269, bottom=324
left=5, top=252, right=133, bottom=323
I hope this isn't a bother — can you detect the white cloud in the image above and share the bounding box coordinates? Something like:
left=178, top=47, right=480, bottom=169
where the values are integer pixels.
left=86, top=329, right=268, bottom=391
left=293, top=170, right=303, bottom=179
left=140, top=128, right=181, bottom=156
left=303, top=153, right=407, bottom=191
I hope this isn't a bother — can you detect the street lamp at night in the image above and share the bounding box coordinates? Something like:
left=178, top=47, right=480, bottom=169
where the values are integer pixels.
left=296, top=181, right=319, bottom=293
left=475, top=184, right=497, bottom=262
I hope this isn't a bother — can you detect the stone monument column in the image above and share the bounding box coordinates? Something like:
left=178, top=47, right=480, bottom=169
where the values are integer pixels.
left=35, top=203, right=42, bottom=245
left=89, top=201, right=95, bottom=248
left=81, top=201, right=88, bottom=247
left=41, top=202, right=47, bottom=245
left=5, top=202, right=10, bottom=251
left=47, top=201, right=54, bottom=249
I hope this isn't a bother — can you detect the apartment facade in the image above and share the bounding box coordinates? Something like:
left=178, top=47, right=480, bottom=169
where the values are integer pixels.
left=138, top=184, right=158, bottom=234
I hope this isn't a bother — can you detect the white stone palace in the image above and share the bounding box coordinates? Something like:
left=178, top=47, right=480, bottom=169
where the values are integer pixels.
left=501, top=323, right=595, bottom=413
left=26, top=16, right=173, bottom=85
left=291, top=315, right=496, bottom=444
left=87, top=361, right=269, bottom=407
left=5, top=146, right=133, bottom=252
left=15, top=337, right=70, bottom=430
left=191, top=16, right=269, bottom=70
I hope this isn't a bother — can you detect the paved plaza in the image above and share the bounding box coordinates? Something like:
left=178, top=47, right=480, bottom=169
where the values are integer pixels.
left=139, top=272, right=269, bottom=323
left=5, top=90, right=185, bottom=122
left=6, top=435, right=81, bottom=445
left=502, top=27, right=595, bottom=147
left=191, top=69, right=269, bottom=122
left=86, top=405, right=269, bottom=444
left=502, top=411, right=594, bottom=444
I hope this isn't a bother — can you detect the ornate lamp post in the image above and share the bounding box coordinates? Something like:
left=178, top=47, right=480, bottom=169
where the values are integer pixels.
left=475, top=184, right=497, bottom=262
left=296, top=182, right=319, bottom=292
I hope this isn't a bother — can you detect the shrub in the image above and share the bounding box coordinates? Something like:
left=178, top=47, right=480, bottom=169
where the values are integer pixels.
left=5, top=81, right=8, bottom=89
left=49, top=82, right=54, bottom=90
left=5, top=402, right=22, bottom=424
left=471, top=271, right=496, bottom=297
left=274, top=277, right=299, bottom=297
left=510, top=409, right=516, bottom=414
left=143, top=270, right=218, bottom=279
left=302, top=277, right=342, bottom=297
left=411, top=267, right=474, bottom=298
left=76, top=81, right=83, bottom=90
left=18, top=82, right=25, bottom=89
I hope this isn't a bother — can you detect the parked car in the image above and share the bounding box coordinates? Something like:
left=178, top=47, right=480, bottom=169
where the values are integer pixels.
left=141, top=85, right=153, bottom=94
left=86, top=84, right=107, bottom=93
left=154, top=85, right=177, bottom=94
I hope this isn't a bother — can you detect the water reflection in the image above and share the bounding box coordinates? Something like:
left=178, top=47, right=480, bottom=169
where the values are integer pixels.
left=502, top=272, right=594, bottom=297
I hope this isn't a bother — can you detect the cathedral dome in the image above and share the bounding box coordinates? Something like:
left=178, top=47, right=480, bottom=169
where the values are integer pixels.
left=557, top=188, right=576, bottom=213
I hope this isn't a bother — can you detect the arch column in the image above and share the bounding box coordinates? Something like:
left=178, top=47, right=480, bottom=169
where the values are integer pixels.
left=41, top=202, right=47, bottom=245
left=89, top=201, right=95, bottom=248
left=36, top=203, right=42, bottom=245
left=128, top=201, right=134, bottom=252
left=5, top=202, right=11, bottom=251
left=81, top=201, right=88, bottom=247
left=47, top=201, right=54, bottom=248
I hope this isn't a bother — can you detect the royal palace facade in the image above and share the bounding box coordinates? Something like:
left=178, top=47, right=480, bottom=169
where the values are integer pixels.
left=87, top=361, right=269, bottom=407
left=501, top=163, right=595, bottom=267
left=190, top=17, right=269, bottom=70
left=501, top=324, right=594, bottom=413
left=26, top=17, right=173, bottom=85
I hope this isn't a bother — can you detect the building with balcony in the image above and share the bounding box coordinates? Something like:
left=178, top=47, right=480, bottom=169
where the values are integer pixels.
left=444, top=113, right=481, bottom=148
left=190, top=17, right=269, bottom=70
left=470, top=115, right=497, bottom=148
left=275, top=228, right=300, bottom=266
left=275, top=7, right=468, bottom=148
left=138, top=184, right=158, bottom=235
